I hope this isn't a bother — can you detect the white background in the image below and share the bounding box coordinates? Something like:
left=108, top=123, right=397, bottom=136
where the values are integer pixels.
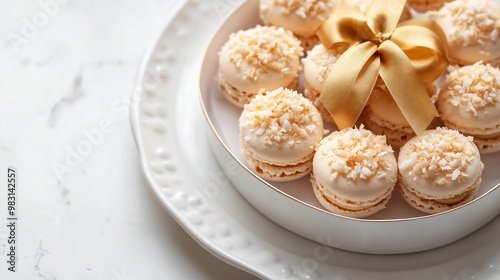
left=0, top=0, right=258, bottom=279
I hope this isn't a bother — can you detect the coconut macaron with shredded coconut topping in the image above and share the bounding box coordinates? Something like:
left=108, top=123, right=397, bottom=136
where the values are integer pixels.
left=437, top=62, right=500, bottom=154
left=259, top=0, right=338, bottom=51
left=218, top=25, right=303, bottom=108
left=239, top=87, right=324, bottom=181
left=398, top=128, right=484, bottom=215
left=430, top=0, right=500, bottom=67
left=311, top=126, right=397, bottom=218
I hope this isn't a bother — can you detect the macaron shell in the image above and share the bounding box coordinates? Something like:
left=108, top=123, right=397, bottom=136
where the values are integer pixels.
left=312, top=128, right=398, bottom=210
left=219, top=74, right=299, bottom=108
left=364, top=88, right=413, bottom=129
left=431, top=0, right=500, bottom=66
left=239, top=126, right=322, bottom=165
left=439, top=113, right=500, bottom=138
left=242, top=143, right=313, bottom=181
left=219, top=47, right=300, bottom=93
left=362, top=109, right=414, bottom=148
left=447, top=46, right=500, bottom=67
left=259, top=0, right=335, bottom=38
left=239, top=90, right=324, bottom=164
left=366, top=85, right=436, bottom=128
left=311, top=176, right=392, bottom=218
left=398, top=163, right=481, bottom=200
left=218, top=25, right=303, bottom=94
left=473, top=135, right=500, bottom=154
left=361, top=84, right=437, bottom=148
left=303, top=86, right=334, bottom=124
left=302, top=44, right=341, bottom=92
left=398, top=129, right=484, bottom=200
left=437, top=99, right=500, bottom=135
left=313, top=150, right=398, bottom=204
left=399, top=172, right=481, bottom=214
left=437, top=65, right=500, bottom=135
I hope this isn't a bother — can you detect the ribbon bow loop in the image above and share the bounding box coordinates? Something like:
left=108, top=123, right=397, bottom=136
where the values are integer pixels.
left=318, top=7, right=372, bottom=48
left=317, top=0, right=449, bottom=135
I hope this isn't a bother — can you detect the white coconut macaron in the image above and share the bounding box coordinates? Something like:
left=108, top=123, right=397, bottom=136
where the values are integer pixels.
left=218, top=25, right=303, bottom=107
left=398, top=128, right=484, bottom=214
left=311, top=126, right=397, bottom=218
left=239, top=87, right=324, bottom=181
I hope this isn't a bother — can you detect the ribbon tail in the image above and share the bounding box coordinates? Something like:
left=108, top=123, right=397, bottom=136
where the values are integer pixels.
left=320, top=42, right=379, bottom=129
left=366, top=0, right=407, bottom=35
left=378, top=40, right=439, bottom=135
left=345, top=55, right=380, bottom=127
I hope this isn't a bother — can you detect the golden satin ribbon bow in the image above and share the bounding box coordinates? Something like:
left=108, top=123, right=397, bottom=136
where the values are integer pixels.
left=317, top=0, right=449, bottom=135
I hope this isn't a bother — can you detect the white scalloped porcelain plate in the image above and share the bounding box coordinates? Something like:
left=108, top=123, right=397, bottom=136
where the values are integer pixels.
left=131, top=0, right=500, bottom=278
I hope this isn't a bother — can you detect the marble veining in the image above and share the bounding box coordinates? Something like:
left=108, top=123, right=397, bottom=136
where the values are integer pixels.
left=48, top=70, right=84, bottom=127
left=33, top=241, right=54, bottom=280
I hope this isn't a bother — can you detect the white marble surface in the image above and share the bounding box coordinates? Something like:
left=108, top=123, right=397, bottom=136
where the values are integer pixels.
left=0, top=0, right=258, bottom=279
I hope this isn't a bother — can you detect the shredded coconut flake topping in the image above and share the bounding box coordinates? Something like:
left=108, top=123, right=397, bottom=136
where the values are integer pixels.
left=443, top=62, right=500, bottom=116
left=398, top=128, right=477, bottom=185
left=319, top=126, right=393, bottom=180
left=432, top=0, right=500, bottom=47
left=270, top=0, right=336, bottom=19
left=225, top=25, right=303, bottom=81
left=241, top=88, right=320, bottom=146
left=302, top=44, right=346, bottom=84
